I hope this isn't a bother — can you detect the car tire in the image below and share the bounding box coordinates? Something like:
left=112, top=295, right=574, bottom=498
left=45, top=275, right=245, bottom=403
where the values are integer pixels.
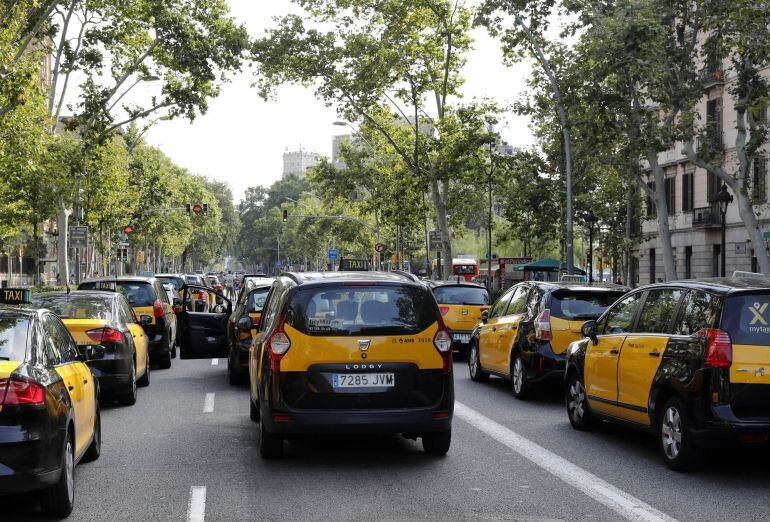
left=249, top=396, right=260, bottom=423
left=228, top=348, right=242, bottom=386
left=659, top=397, right=699, bottom=471
left=40, top=430, right=75, bottom=517
left=468, top=341, right=489, bottom=382
left=82, top=408, right=101, bottom=462
left=566, top=373, right=596, bottom=431
left=511, top=354, right=529, bottom=400
left=171, top=342, right=177, bottom=359
left=422, top=429, right=451, bottom=456
left=259, top=415, right=283, bottom=459
left=117, top=363, right=137, bottom=406
left=137, top=353, right=150, bottom=388
left=157, top=343, right=172, bottom=370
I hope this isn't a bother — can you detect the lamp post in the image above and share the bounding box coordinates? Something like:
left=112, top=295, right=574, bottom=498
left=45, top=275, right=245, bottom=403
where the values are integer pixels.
left=716, top=184, right=733, bottom=277
left=585, top=211, right=599, bottom=283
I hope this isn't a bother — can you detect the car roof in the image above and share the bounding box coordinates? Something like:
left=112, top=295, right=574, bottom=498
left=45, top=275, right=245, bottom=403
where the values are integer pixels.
left=280, top=270, right=422, bottom=287
left=638, top=277, right=770, bottom=295
left=0, top=306, right=38, bottom=319
left=34, top=290, right=118, bottom=300
left=427, top=280, right=487, bottom=289
left=155, top=273, right=184, bottom=278
left=525, top=281, right=630, bottom=293
left=243, top=277, right=275, bottom=288
left=81, top=276, right=155, bottom=284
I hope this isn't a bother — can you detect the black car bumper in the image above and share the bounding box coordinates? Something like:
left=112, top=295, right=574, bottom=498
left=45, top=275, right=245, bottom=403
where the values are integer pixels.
left=262, top=408, right=453, bottom=436
left=691, top=421, right=770, bottom=448
left=87, top=351, right=133, bottom=392
left=231, top=340, right=251, bottom=376
left=524, top=342, right=566, bottom=384
left=0, top=410, right=64, bottom=495
left=450, top=331, right=472, bottom=356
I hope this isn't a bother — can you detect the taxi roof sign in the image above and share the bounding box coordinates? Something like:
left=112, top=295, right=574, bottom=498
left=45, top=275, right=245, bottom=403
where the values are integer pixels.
left=339, top=258, right=370, bottom=271
left=0, top=288, right=32, bottom=305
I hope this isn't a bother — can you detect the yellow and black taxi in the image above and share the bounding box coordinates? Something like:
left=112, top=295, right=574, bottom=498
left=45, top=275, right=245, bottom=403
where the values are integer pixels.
left=565, top=277, right=770, bottom=470
left=427, top=281, right=490, bottom=357
left=32, top=291, right=150, bottom=406
left=469, top=281, right=627, bottom=399
left=78, top=277, right=177, bottom=369
left=0, top=289, right=100, bottom=516
left=226, top=277, right=273, bottom=385
left=248, top=271, right=454, bottom=459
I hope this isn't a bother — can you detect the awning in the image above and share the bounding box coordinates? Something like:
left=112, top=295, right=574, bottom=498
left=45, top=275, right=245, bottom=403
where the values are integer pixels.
left=513, top=258, right=586, bottom=275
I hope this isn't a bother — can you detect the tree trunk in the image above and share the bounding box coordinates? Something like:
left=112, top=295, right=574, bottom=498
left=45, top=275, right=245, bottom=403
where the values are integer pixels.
left=646, top=152, right=677, bottom=281
left=56, top=206, right=72, bottom=288
left=431, top=180, right=452, bottom=273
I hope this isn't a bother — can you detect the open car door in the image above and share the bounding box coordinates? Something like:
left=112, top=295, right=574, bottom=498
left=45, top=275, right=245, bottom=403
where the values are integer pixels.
left=178, top=285, right=231, bottom=359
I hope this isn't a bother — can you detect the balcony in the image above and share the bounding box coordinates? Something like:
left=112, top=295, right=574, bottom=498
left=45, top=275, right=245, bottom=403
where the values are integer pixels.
left=696, top=128, right=724, bottom=156
left=700, top=67, right=725, bottom=88
left=692, top=204, right=723, bottom=228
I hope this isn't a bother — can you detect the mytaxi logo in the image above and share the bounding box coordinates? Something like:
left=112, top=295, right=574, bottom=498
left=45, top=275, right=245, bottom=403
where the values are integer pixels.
left=749, top=302, right=769, bottom=326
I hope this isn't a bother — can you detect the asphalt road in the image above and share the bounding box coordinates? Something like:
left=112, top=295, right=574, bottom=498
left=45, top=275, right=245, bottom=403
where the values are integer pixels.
left=7, top=359, right=770, bottom=521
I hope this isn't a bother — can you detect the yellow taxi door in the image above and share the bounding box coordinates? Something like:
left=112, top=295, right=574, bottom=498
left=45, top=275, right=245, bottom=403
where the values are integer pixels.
left=478, top=288, right=514, bottom=370
left=128, top=323, right=149, bottom=375
left=584, top=292, right=643, bottom=418
left=616, top=289, right=682, bottom=425
left=489, top=285, right=529, bottom=373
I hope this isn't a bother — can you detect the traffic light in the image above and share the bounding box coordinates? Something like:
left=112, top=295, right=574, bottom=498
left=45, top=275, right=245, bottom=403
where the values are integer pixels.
left=282, top=209, right=288, bottom=222
left=185, top=203, right=191, bottom=215
left=202, top=203, right=209, bottom=216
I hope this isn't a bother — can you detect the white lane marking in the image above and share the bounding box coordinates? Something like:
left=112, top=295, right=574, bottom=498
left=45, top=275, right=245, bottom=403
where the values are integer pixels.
left=203, top=393, right=215, bottom=413
left=187, top=486, right=206, bottom=522
left=211, top=358, right=219, bottom=366
left=454, top=402, right=677, bottom=522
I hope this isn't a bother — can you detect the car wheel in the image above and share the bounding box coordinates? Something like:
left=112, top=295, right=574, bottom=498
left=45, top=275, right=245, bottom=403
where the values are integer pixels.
left=511, top=354, right=529, bottom=400
left=137, top=352, right=150, bottom=387
left=228, top=348, right=242, bottom=386
left=82, top=408, right=101, bottom=462
left=259, top=415, right=283, bottom=459
left=171, top=341, right=177, bottom=359
left=249, top=395, right=260, bottom=423
left=157, top=343, right=172, bottom=370
left=566, top=373, right=596, bottom=431
left=659, top=397, right=699, bottom=471
left=40, top=431, right=75, bottom=517
left=468, top=341, right=489, bottom=382
left=117, top=363, right=137, bottom=406
left=422, top=429, right=451, bottom=456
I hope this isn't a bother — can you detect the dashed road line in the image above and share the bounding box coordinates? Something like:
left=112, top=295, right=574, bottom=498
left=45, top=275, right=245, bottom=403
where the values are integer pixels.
left=187, top=486, right=206, bottom=522
left=203, top=393, right=215, bottom=413
left=454, top=401, right=677, bottom=522
left=211, top=358, right=219, bottom=366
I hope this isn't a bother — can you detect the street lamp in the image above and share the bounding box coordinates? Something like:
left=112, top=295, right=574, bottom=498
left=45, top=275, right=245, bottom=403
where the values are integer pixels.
left=585, top=211, right=599, bottom=283
left=716, top=184, right=733, bottom=277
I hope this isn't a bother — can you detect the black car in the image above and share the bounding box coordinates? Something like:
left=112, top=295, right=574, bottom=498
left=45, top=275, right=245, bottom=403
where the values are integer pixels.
left=226, top=278, right=273, bottom=385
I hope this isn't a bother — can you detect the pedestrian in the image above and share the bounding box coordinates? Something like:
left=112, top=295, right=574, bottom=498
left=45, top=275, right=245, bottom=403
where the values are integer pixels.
left=224, top=270, right=236, bottom=300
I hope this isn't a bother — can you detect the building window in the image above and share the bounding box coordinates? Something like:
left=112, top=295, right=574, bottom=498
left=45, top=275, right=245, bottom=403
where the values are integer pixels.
left=752, top=156, right=767, bottom=203
left=682, top=172, right=694, bottom=212
left=712, top=244, right=721, bottom=277
left=646, top=181, right=656, bottom=219
left=706, top=98, right=723, bottom=146
left=665, top=177, right=676, bottom=215
left=707, top=171, right=721, bottom=203
left=649, top=248, right=656, bottom=283
left=685, top=246, right=693, bottom=279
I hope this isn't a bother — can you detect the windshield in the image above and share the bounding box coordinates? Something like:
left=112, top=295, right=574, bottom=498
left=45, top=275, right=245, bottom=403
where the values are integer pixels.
left=550, top=291, right=625, bottom=320
left=0, top=315, right=30, bottom=362
left=79, top=282, right=156, bottom=307
left=433, top=286, right=489, bottom=306
left=288, top=285, right=437, bottom=336
left=157, top=276, right=185, bottom=291
left=247, top=288, right=270, bottom=313
left=33, top=294, right=114, bottom=321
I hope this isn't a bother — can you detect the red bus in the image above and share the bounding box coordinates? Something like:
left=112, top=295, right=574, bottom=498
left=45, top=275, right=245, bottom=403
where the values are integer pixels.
left=451, top=258, right=478, bottom=281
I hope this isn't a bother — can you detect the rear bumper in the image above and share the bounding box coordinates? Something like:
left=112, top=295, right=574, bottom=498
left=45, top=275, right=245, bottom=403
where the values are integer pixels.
left=449, top=331, right=472, bottom=355
left=691, top=420, right=770, bottom=448
left=230, top=340, right=251, bottom=375
left=0, top=417, right=63, bottom=495
left=263, top=408, right=453, bottom=435
left=88, top=358, right=132, bottom=391
left=525, top=342, right=566, bottom=384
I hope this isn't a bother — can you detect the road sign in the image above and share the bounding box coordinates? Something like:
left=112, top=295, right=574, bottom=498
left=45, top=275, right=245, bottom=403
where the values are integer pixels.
left=275, top=261, right=282, bottom=269
left=328, top=249, right=339, bottom=260
left=69, top=226, right=88, bottom=249
left=429, top=230, right=441, bottom=249
left=192, top=203, right=203, bottom=215
left=374, top=243, right=385, bottom=253
left=123, top=225, right=134, bottom=234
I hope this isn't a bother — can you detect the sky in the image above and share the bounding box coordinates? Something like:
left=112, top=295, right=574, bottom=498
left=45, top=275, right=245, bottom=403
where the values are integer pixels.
left=144, top=1, right=535, bottom=203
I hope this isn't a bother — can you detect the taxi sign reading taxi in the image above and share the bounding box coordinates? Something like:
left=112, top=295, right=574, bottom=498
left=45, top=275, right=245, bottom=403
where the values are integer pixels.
left=339, top=258, right=370, bottom=271
left=328, top=249, right=339, bottom=260
left=0, top=288, right=31, bottom=305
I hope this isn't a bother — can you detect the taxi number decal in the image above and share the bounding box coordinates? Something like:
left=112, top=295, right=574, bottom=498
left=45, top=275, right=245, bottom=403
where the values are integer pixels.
left=391, top=337, right=431, bottom=344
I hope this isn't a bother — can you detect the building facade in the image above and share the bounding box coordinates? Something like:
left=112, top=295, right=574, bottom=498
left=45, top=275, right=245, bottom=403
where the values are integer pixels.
left=282, top=148, right=322, bottom=179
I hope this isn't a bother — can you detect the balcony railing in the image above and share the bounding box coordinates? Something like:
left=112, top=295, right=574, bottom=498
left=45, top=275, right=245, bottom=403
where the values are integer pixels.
left=692, top=204, right=724, bottom=228
left=696, top=128, right=724, bottom=155
left=700, top=67, right=725, bottom=88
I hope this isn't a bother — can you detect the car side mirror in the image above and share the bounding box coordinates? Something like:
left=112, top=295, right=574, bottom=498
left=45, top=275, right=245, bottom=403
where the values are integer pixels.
left=140, top=315, right=153, bottom=326
left=481, top=309, right=489, bottom=324
left=581, top=320, right=598, bottom=345
left=237, top=316, right=253, bottom=331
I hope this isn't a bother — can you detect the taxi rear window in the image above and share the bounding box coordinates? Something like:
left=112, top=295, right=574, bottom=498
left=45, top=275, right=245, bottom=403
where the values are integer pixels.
left=550, top=291, right=625, bottom=320
left=79, top=282, right=156, bottom=307
left=158, top=276, right=185, bottom=291
left=247, top=288, right=270, bottom=313
left=33, top=294, right=114, bottom=320
left=721, top=294, right=770, bottom=346
left=0, top=316, right=30, bottom=361
left=288, top=285, right=436, bottom=336
left=433, top=286, right=489, bottom=305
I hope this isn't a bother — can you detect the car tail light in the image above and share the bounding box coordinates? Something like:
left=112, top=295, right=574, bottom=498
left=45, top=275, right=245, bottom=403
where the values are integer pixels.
left=153, top=299, right=164, bottom=318
left=439, top=306, right=450, bottom=316
left=433, top=313, right=453, bottom=372
left=86, top=327, right=123, bottom=344
left=268, top=312, right=291, bottom=372
left=1, top=378, right=44, bottom=406
left=480, top=307, right=489, bottom=314
left=534, top=309, right=552, bottom=341
left=697, top=328, right=732, bottom=368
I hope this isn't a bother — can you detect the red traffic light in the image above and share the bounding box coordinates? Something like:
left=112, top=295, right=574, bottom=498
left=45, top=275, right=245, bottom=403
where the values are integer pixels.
left=192, top=204, right=203, bottom=215
left=123, top=226, right=134, bottom=234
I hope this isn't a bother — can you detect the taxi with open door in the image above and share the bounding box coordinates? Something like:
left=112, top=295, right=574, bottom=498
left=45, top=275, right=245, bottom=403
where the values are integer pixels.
left=176, top=283, right=231, bottom=360
left=469, top=281, right=627, bottom=399
left=565, top=277, right=770, bottom=470
left=248, top=271, right=454, bottom=459
left=226, top=277, right=273, bottom=385
left=32, top=291, right=150, bottom=405
left=428, top=281, right=489, bottom=357
left=0, top=289, right=100, bottom=517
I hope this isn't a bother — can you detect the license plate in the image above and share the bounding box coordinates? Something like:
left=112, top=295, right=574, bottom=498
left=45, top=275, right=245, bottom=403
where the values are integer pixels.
left=333, top=373, right=395, bottom=388
left=453, top=333, right=471, bottom=343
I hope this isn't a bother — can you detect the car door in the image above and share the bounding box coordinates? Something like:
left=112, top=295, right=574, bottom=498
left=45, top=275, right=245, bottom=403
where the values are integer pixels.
left=491, top=285, right=529, bottom=373
left=478, top=288, right=514, bottom=370
left=585, top=291, right=643, bottom=419
left=155, top=281, right=176, bottom=346
left=178, top=285, right=231, bottom=359
left=120, top=296, right=148, bottom=377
